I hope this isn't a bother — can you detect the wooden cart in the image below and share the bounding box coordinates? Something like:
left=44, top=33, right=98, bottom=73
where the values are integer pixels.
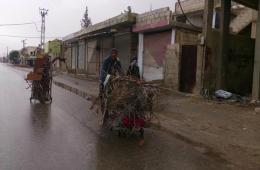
left=26, top=56, right=53, bottom=104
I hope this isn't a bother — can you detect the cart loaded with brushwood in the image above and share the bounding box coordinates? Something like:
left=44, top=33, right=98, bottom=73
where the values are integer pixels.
left=95, top=75, right=160, bottom=138
left=25, top=54, right=65, bottom=104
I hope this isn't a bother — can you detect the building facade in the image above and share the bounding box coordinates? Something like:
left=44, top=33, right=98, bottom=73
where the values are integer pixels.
left=20, top=46, right=37, bottom=66
left=45, top=39, right=62, bottom=68
left=63, top=11, right=137, bottom=76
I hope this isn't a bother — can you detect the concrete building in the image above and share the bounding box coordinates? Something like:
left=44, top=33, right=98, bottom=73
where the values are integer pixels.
left=133, top=8, right=173, bottom=82
left=45, top=39, right=62, bottom=68
left=163, top=0, right=259, bottom=95
left=20, top=46, right=37, bottom=66
left=132, top=7, right=202, bottom=94
left=63, top=11, right=137, bottom=76
left=175, top=0, right=257, bottom=36
left=133, top=7, right=202, bottom=87
left=198, top=0, right=260, bottom=99
left=62, top=1, right=259, bottom=97
left=62, top=5, right=204, bottom=94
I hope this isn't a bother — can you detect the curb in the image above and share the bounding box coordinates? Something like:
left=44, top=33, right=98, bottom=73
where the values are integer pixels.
left=53, top=80, right=98, bottom=100
left=59, top=72, right=99, bottom=82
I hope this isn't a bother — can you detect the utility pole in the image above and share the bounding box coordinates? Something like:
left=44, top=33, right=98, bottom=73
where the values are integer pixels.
left=39, top=8, right=48, bottom=51
left=21, top=39, right=26, bottom=49
left=6, top=47, right=9, bottom=62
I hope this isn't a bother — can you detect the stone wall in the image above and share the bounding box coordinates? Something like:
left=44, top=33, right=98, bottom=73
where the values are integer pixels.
left=176, top=29, right=198, bottom=45
left=164, top=44, right=180, bottom=90
left=164, top=30, right=201, bottom=93
left=133, top=7, right=172, bottom=32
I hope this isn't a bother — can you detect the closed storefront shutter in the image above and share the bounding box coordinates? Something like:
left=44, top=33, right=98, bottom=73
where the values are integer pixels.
left=114, top=33, right=131, bottom=72
left=65, top=47, right=72, bottom=69
left=71, top=44, right=77, bottom=70
left=86, top=39, right=99, bottom=75
left=143, top=31, right=171, bottom=81
left=78, top=40, right=85, bottom=71
left=86, top=37, right=113, bottom=76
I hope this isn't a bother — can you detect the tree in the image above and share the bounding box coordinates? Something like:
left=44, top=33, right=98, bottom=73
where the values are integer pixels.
left=9, top=50, right=20, bottom=63
left=81, top=6, right=92, bottom=28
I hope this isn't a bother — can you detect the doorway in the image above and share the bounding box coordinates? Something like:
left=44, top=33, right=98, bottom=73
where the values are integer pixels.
left=179, top=45, right=197, bottom=93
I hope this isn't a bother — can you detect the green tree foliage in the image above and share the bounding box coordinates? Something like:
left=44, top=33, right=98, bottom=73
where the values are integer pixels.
left=81, top=6, right=92, bottom=28
left=9, top=50, right=20, bottom=62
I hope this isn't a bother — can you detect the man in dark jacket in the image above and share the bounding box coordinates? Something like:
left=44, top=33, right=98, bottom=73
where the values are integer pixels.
left=100, top=48, right=123, bottom=84
left=127, top=56, right=140, bottom=79
left=99, top=48, right=123, bottom=122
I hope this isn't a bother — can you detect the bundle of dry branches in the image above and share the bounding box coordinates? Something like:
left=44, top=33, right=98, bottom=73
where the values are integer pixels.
left=98, top=76, right=161, bottom=122
left=108, top=78, right=151, bottom=110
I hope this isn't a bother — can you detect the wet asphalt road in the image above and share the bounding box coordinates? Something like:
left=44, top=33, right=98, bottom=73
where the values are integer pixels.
left=0, top=64, right=230, bottom=170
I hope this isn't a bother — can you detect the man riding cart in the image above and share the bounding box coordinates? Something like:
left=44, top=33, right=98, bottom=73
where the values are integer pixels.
left=25, top=49, right=65, bottom=104
left=99, top=48, right=155, bottom=138
left=99, top=48, right=123, bottom=123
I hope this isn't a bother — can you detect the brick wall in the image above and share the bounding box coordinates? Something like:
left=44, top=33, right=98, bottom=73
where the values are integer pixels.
left=133, top=7, right=172, bottom=32
left=164, top=44, right=180, bottom=90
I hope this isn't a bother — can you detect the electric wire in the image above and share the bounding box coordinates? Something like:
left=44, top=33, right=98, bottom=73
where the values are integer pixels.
left=0, top=34, right=61, bottom=39
left=177, top=0, right=201, bottom=29
left=0, top=21, right=40, bottom=27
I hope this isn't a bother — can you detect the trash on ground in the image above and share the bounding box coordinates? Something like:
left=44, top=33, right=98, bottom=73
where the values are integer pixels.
left=215, top=90, right=232, bottom=99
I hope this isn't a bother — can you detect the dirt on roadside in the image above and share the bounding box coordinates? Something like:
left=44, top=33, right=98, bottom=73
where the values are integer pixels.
left=154, top=93, right=260, bottom=170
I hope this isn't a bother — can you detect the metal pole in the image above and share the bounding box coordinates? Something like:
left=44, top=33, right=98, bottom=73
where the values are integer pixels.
left=39, top=8, right=48, bottom=51
left=21, top=39, right=26, bottom=48
left=252, top=0, right=260, bottom=100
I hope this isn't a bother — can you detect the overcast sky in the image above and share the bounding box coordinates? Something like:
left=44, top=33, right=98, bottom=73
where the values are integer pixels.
left=0, top=0, right=176, bottom=55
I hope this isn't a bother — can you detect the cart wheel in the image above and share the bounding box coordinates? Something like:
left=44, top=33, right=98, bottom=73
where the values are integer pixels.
left=140, top=128, right=144, bottom=138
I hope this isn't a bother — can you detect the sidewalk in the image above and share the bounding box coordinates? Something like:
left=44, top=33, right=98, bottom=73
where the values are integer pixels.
left=53, top=74, right=99, bottom=99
